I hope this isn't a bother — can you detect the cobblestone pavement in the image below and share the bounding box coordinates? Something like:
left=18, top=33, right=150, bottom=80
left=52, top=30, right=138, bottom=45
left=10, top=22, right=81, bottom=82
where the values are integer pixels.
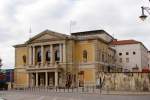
left=0, top=90, right=150, bottom=100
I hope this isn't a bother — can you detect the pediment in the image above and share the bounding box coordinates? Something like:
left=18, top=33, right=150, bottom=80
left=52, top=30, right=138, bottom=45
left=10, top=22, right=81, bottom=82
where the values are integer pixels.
left=26, top=30, right=68, bottom=44
left=34, top=33, right=59, bottom=41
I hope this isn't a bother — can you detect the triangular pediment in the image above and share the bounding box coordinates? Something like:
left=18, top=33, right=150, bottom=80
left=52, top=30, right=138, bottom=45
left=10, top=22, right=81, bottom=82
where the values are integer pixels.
left=26, top=30, right=69, bottom=44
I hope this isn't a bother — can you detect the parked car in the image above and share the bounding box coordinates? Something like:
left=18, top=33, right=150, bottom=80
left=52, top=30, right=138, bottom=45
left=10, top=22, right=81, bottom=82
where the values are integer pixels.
left=0, top=97, right=7, bottom=100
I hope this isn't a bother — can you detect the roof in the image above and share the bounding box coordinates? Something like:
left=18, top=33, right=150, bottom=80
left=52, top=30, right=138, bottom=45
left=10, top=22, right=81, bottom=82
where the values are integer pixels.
left=25, top=29, right=69, bottom=44
left=71, top=29, right=114, bottom=39
left=111, top=39, right=148, bottom=51
left=111, top=39, right=141, bottom=45
left=13, top=44, right=26, bottom=48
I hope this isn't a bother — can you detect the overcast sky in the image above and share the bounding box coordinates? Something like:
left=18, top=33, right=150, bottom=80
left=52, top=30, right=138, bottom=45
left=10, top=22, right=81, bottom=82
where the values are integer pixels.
left=0, top=0, right=150, bottom=69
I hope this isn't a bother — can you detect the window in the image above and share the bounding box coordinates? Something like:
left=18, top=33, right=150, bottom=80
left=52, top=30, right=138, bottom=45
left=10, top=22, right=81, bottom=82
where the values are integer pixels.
left=83, top=50, right=87, bottom=62
left=126, top=52, right=129, bottom=55
left=119, top=58, right=122, bottom=63
left=108, top=66, right=111, bottom=72
left=37, top=50, right=41, bottom=62
left=119, top=53, right=122, bottom=56
left=22, top=55, right=26, bottom=65
left=126, top=58, right=129, bottom=63
left=133, top=51, right=136, bottom=55
left=46, top=50, right=51, bottom=61
left=55, top=50, right=60, bottom=61
left=102, top=54, right=104, bottom=62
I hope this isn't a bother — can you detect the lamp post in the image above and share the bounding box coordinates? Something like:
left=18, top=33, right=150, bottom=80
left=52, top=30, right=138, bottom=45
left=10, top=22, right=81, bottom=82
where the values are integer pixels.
left=139, top=1, right=150, bottom=21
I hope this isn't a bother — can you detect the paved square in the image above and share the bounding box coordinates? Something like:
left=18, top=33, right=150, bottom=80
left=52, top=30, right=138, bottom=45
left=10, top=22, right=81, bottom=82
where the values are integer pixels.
left=0, top=90, right=150, bottom=100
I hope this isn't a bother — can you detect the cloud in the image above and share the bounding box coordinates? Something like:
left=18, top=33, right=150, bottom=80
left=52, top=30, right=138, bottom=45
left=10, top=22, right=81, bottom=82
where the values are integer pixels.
left=0, top=0, right=150, bottom=68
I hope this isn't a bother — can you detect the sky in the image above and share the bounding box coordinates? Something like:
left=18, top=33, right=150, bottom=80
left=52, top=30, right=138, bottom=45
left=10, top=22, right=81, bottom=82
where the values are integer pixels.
left=0, top=0, right=150, bottom=69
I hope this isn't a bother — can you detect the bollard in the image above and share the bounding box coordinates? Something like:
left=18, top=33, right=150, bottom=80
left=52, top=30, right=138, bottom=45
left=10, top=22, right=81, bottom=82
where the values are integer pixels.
left=87, top=86, right=88, bottom=92
left=59, top=87, right=61, bottom=92
left=68, top=87, right=69, bottom=92
left=82, top=87, right=84, bottom=92
left=71, top=87, right=73, bottom=92
left=56, top=86, right=57, bottom=92
left=100, top=86, right=101, bottom=94
left=93, top=86, right=94, bottom=93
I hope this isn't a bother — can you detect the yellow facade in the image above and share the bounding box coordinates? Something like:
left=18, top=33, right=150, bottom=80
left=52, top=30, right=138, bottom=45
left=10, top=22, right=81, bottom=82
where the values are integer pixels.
left=14, top=30, right=116, bottom=88
left=75, top=40, right=95, bottom=63
left=14, top=46, right=29, bottom=87
left=15, top=46, right=28, bottom=67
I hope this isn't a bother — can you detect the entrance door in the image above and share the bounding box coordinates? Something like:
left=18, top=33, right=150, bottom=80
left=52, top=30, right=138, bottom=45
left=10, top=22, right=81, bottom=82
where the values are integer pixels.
left=78, top=71, right=84, bottom=87
left=48, top=72, right=54, bottom=86
left=38, top=73, right=45, bottom=86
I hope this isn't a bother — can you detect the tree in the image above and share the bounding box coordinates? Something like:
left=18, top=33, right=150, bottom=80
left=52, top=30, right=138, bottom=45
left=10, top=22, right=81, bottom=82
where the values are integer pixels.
left=0, top=58, right=2, bottom=68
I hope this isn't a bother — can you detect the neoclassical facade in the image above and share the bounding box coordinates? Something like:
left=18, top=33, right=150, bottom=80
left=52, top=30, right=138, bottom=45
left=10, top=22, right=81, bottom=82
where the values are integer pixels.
left=14, top=30, right=117, bottom=88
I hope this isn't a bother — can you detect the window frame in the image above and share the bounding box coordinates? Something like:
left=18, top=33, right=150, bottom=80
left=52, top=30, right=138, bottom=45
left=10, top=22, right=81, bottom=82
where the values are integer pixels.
left=83, top=50, right=88, bottom=62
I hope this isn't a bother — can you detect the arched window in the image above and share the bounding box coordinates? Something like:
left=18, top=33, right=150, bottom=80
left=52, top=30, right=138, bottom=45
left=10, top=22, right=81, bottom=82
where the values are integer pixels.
left=102, top=54, right=104, bottom=62
left=83, top=50, right=87, bottom=62
left=22, top=55, right=26, bottom=65
left=55, top=50, right=60, bottom=61
left=46, top=50, right=51, bottom=61
left=37, top=49, right=41, bottom=62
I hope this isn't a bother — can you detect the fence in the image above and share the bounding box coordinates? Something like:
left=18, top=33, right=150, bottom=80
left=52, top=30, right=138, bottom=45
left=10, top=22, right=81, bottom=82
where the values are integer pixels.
left=5, top=72, right=150, bottom=94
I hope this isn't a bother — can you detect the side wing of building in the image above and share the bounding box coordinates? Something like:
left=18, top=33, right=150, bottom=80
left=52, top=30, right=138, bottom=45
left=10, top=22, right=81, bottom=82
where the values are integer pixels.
left=14, top=45, right=29, bottom=88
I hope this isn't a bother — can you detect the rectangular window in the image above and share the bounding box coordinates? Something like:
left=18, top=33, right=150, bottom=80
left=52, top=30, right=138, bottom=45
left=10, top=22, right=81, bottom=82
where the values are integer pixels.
left=126, top=58, right=129, bottom=63
left=133, top=51, right=136, bottom=55
left=126, top=52, right=129, bottom=55
left=119, top=53, right=122, bottom=56
left=119, top=58, right=122, bottom=63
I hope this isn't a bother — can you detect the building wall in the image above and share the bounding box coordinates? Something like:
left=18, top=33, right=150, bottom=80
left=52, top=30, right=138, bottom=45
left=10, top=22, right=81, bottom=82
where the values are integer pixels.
left=75, top=40, right=96, bottom=86
left=74, top=39, right=116, bottom=86
left=148, top=52, right=150, bottom=68
left=13, top=30, right=115, bottom=87
left=140, top=44, right=148, bottom=70
left=15, top=46, right=28, bottom=67
left=75, top=40, right=95, bottom=63
left=112, top=43, right=147, bottom=71
left=14, top=46, right=29, bottom=88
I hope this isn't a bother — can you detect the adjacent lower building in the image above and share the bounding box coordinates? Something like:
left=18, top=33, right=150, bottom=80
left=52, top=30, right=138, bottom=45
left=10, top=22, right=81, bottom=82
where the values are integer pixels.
left=147, top=51, right=150, bottom=70
left=13, top=29, right=117, bottom=88
left=111, top=39, right=148, bottom=72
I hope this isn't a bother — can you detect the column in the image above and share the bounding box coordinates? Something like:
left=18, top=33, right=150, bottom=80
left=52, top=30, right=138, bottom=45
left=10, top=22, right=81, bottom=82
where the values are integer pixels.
left=33, top=46, right=35, bottom=66
left=50, top=44, right=53, bottom=64
left=45, top=72, right=48, bottom=87
left=41, top=45, right=44, bottom=66
left=28, top=73, right=31, bottom=87
left=29, top=73, right=34, bottom=87
left=55, top=71, right=58, bottom=87
left=63, top=43, right=66, bottom=63
left=36, top=72, right=38, bottom=87
left=29, top=46, right=32, bottom=65
left=31, top=73, right=34, bottom=87
left=59, top=44, right=62, bottom=62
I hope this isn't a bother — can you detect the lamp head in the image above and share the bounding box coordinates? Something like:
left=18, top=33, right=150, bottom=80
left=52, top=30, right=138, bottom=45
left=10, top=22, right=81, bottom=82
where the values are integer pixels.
left=139, top=6, right=148, bottom=21
left=139, top=14, right=147, bottom=21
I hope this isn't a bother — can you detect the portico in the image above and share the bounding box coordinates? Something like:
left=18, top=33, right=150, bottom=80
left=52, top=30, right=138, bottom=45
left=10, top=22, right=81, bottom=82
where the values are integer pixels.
left=28, top=71, right=59, bottom=87
left=27, top=42, right=65, bottom=87
left=26, top=30, right=67, bottom=88
left=28, top=43, right=65, bottom=66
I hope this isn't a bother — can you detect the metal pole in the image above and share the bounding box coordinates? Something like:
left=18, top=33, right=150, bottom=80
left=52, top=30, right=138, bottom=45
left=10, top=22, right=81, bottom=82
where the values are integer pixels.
left=141, top=7, right=145, bottom=15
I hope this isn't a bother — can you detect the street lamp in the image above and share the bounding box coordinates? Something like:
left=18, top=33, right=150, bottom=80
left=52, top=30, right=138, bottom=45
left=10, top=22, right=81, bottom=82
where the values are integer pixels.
left=139, top=6, right=150, bottom=21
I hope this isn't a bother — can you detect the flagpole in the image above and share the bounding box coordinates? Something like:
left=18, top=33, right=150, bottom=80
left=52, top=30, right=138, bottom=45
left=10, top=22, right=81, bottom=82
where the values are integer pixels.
left=29, top=25, right=32, bottom=39
left=69, top=21, right=72, bottom=35
left=69, top=20, right=77, bottom=34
